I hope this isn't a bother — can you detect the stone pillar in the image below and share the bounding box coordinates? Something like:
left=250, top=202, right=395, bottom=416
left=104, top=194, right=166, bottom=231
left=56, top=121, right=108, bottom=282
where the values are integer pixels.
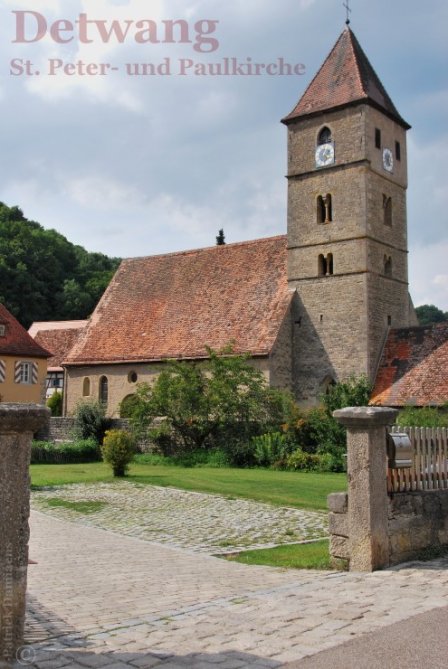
left=0, top=404, right=49, bottom=668
left=333, top=406, right=398, bottom=572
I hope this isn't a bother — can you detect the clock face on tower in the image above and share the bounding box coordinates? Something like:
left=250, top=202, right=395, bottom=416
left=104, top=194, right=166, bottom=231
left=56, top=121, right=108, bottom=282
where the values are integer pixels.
left=383, top=148, right=394, bottom=173
left=315, top=143, right=335, bottom=168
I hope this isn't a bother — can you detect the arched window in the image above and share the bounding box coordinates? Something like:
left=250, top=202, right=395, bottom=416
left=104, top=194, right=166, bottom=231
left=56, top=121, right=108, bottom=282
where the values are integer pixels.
left=383, top=195, right=392, bottom=226
left=82, top=377, right=91, bottom=397
left=317, top=194, right=333, bottom=224
left=318, top=126, right=332, bottom=145
left=327, top=253, right=334, bottom=275
left=318, top=254, right=327, bottom=277
left=384, top=255, right=392, bottom=278
left=99, top=375, right=108, bottom=406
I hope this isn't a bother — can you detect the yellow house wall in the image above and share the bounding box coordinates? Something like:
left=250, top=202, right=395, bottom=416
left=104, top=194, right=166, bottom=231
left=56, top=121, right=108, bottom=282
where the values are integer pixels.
left=65, top=358, right=271, bottom=418
left=0, top=356, right=47, bottom=404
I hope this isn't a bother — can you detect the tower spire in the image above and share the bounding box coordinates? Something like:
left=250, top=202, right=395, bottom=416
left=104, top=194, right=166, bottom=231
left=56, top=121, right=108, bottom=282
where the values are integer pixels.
left=343, top=0, right=352, bottom=25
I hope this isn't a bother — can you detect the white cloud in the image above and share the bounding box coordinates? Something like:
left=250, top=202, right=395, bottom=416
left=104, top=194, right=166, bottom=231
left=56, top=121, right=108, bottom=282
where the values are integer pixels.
left=409, top=241, right=448, bottom=311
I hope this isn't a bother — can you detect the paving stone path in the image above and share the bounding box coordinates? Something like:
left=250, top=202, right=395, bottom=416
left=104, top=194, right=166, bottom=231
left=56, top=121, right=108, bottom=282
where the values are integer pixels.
left=31, top=482, right=328, bottom=554
left=23, top=509, right=448, bottom=669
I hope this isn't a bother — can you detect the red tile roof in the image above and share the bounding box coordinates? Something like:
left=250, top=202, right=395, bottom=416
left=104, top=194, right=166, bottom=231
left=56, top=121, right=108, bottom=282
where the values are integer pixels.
left=282, top=27, right=410, bottom=129
left=372, top=324, right=448, bottom=407
left=0, top=304, right=50, bottom=359
left=29, top=321, right=87, bottom=371
left=64, top=236, right=292, bottom=366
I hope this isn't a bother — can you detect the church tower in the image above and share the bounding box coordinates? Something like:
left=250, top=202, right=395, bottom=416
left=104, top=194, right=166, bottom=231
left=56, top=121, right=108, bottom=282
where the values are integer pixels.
left=282, top=27, right=416, bottom=402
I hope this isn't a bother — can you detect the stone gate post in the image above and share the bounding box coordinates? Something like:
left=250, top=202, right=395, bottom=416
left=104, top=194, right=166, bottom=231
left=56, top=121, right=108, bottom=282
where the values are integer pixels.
left=0, top=404, right=49, bottom=668
left=333, top=406, right=398, bottom=572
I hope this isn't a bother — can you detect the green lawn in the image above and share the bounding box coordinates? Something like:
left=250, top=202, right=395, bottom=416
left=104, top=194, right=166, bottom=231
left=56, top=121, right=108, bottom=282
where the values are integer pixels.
left=225, top=539, right=334, bottom=570
left=30, top=462, right=346, bottom=510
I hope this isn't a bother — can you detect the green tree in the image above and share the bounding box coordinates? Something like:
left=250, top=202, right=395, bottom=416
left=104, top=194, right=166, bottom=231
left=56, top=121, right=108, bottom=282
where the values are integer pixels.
left=46, top=391, right=63, bottom=417
left=0, top=201, right=120, bottom=327
left=72, top=400, right=112, bottom=444
left=415, top=304, right=448, bottom=326
left=129, top=346, right=293, bottom=465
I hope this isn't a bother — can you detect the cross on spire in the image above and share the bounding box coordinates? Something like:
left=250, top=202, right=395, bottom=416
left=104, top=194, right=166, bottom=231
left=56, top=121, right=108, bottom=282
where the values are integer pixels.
left=343, top=0, right=352, bottom=25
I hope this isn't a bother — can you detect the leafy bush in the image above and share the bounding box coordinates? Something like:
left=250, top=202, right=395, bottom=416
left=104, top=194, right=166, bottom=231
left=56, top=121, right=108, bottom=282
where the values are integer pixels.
left=101, top=429, right=136, bottom=477
left=285, top=449, right=336, bottom=472
left=396, top=405, right=448, bottom=428
left=72, top=400, right=112, bottom=444
left=46, top=391, right=63, bottom=416
left=252, top=432, right=290, bottom=468
left=31, top=439, right=100, bottom=464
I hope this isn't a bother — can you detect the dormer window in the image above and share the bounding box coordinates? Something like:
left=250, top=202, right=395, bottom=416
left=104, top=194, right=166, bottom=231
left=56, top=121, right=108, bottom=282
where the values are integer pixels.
left=318, top=127, right=332, bottom=145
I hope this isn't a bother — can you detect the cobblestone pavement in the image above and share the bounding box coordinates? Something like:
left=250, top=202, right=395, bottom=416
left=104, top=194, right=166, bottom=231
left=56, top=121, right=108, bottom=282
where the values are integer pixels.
left=31, top=482, right=327, bottom=554
left=23, top=511, right=448, bottom=669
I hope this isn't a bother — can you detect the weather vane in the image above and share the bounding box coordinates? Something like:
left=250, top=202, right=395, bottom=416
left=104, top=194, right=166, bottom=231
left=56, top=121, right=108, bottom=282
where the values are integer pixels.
left=343, top=0, right=352, bottom=25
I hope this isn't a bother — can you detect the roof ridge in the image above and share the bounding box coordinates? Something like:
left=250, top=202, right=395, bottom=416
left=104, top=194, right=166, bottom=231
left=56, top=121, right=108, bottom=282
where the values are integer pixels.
left=121, top=234, right=287, bottom=263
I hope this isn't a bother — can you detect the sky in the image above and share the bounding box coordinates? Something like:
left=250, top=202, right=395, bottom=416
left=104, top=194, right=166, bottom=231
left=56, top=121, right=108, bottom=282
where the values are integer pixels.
left=0, top=0, right=447, bottom=310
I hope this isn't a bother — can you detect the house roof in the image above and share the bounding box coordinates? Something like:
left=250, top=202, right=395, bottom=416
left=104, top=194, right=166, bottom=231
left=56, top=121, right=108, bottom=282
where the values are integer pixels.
left=64, top=236, right=292, bottom=366
left=29, top=321, right=88, bottom=371
left=282, top=27, right=410, bottom=129
left=0, top=304, right=51, bottom=359
left=372, top=324, right=448, bottom=407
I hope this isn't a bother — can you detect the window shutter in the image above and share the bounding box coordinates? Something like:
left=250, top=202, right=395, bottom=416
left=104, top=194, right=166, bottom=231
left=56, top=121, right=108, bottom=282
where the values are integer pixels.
left=32, top=362, right=39, bottom=384
left=14, top=361, right=21, bottom=384
left=0, top=360, right=5, bottom=383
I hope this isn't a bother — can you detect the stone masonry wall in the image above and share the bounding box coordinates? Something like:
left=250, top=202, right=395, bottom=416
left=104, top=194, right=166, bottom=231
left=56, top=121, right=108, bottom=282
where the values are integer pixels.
left=329, top=490, right=448, bottom=569
left=388, top=490, right=448, bottom=565
left=36, top=417, right=130, bottom=442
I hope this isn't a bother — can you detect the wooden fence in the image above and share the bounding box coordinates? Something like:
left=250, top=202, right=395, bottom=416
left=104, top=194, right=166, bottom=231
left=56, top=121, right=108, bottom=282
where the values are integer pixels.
left=388, top=426, right=448, bottom=493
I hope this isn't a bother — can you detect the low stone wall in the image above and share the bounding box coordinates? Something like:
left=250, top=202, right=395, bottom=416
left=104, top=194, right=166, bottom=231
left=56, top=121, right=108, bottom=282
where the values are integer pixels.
left=329, top=489, right=448, bottom=568
left=388, top=490, right=448, bottom=564
left=36, top=417, right=131, bottom=442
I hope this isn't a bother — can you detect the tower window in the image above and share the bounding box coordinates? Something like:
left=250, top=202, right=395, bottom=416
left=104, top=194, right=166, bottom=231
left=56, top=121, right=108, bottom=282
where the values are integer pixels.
left=384, top=255, right=392, bottom=278
left=387, top=315, right=392, bottom=326
left=317, top=194, right=333, bottom=224
left=318, top=126, right=332, bottom=145
left=318, top=254, right=327, bottom=277
left=318, top=253, right=334, bottom=277
left=375, top=128, right=381, bottom=149
left=395, top=141, right=401, bottom=161
left=383, top=195, right=392, bottom=226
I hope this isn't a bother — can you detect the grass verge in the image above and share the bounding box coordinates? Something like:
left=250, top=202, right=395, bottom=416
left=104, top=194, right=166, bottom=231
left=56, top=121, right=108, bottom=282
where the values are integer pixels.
left=44, top=498, right=107, bottom=514
left=224, top=539, right=334, bottom=570
left=30, top=462, right=346, bottom=510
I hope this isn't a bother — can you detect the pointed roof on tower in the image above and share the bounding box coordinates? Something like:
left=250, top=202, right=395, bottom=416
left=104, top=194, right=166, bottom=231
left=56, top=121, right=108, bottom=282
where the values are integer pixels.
left=282, top=27, right=410, bottom=129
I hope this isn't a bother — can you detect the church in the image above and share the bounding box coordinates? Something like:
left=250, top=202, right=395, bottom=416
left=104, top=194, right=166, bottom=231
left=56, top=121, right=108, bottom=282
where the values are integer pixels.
left=60, top=26, right=447, bottom=418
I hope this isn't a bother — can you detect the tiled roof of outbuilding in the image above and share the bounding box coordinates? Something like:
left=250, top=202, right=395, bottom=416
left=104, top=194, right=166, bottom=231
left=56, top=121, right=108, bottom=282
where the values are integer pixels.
left=0, top=304, right=50, bottom=359
left=282, top=27, right=410, bottom=129
left=64, top=236, right=292, bottom=366
left=372, top=324, right=448, bottom=407
left=29, top=321, right=87, bottom=370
